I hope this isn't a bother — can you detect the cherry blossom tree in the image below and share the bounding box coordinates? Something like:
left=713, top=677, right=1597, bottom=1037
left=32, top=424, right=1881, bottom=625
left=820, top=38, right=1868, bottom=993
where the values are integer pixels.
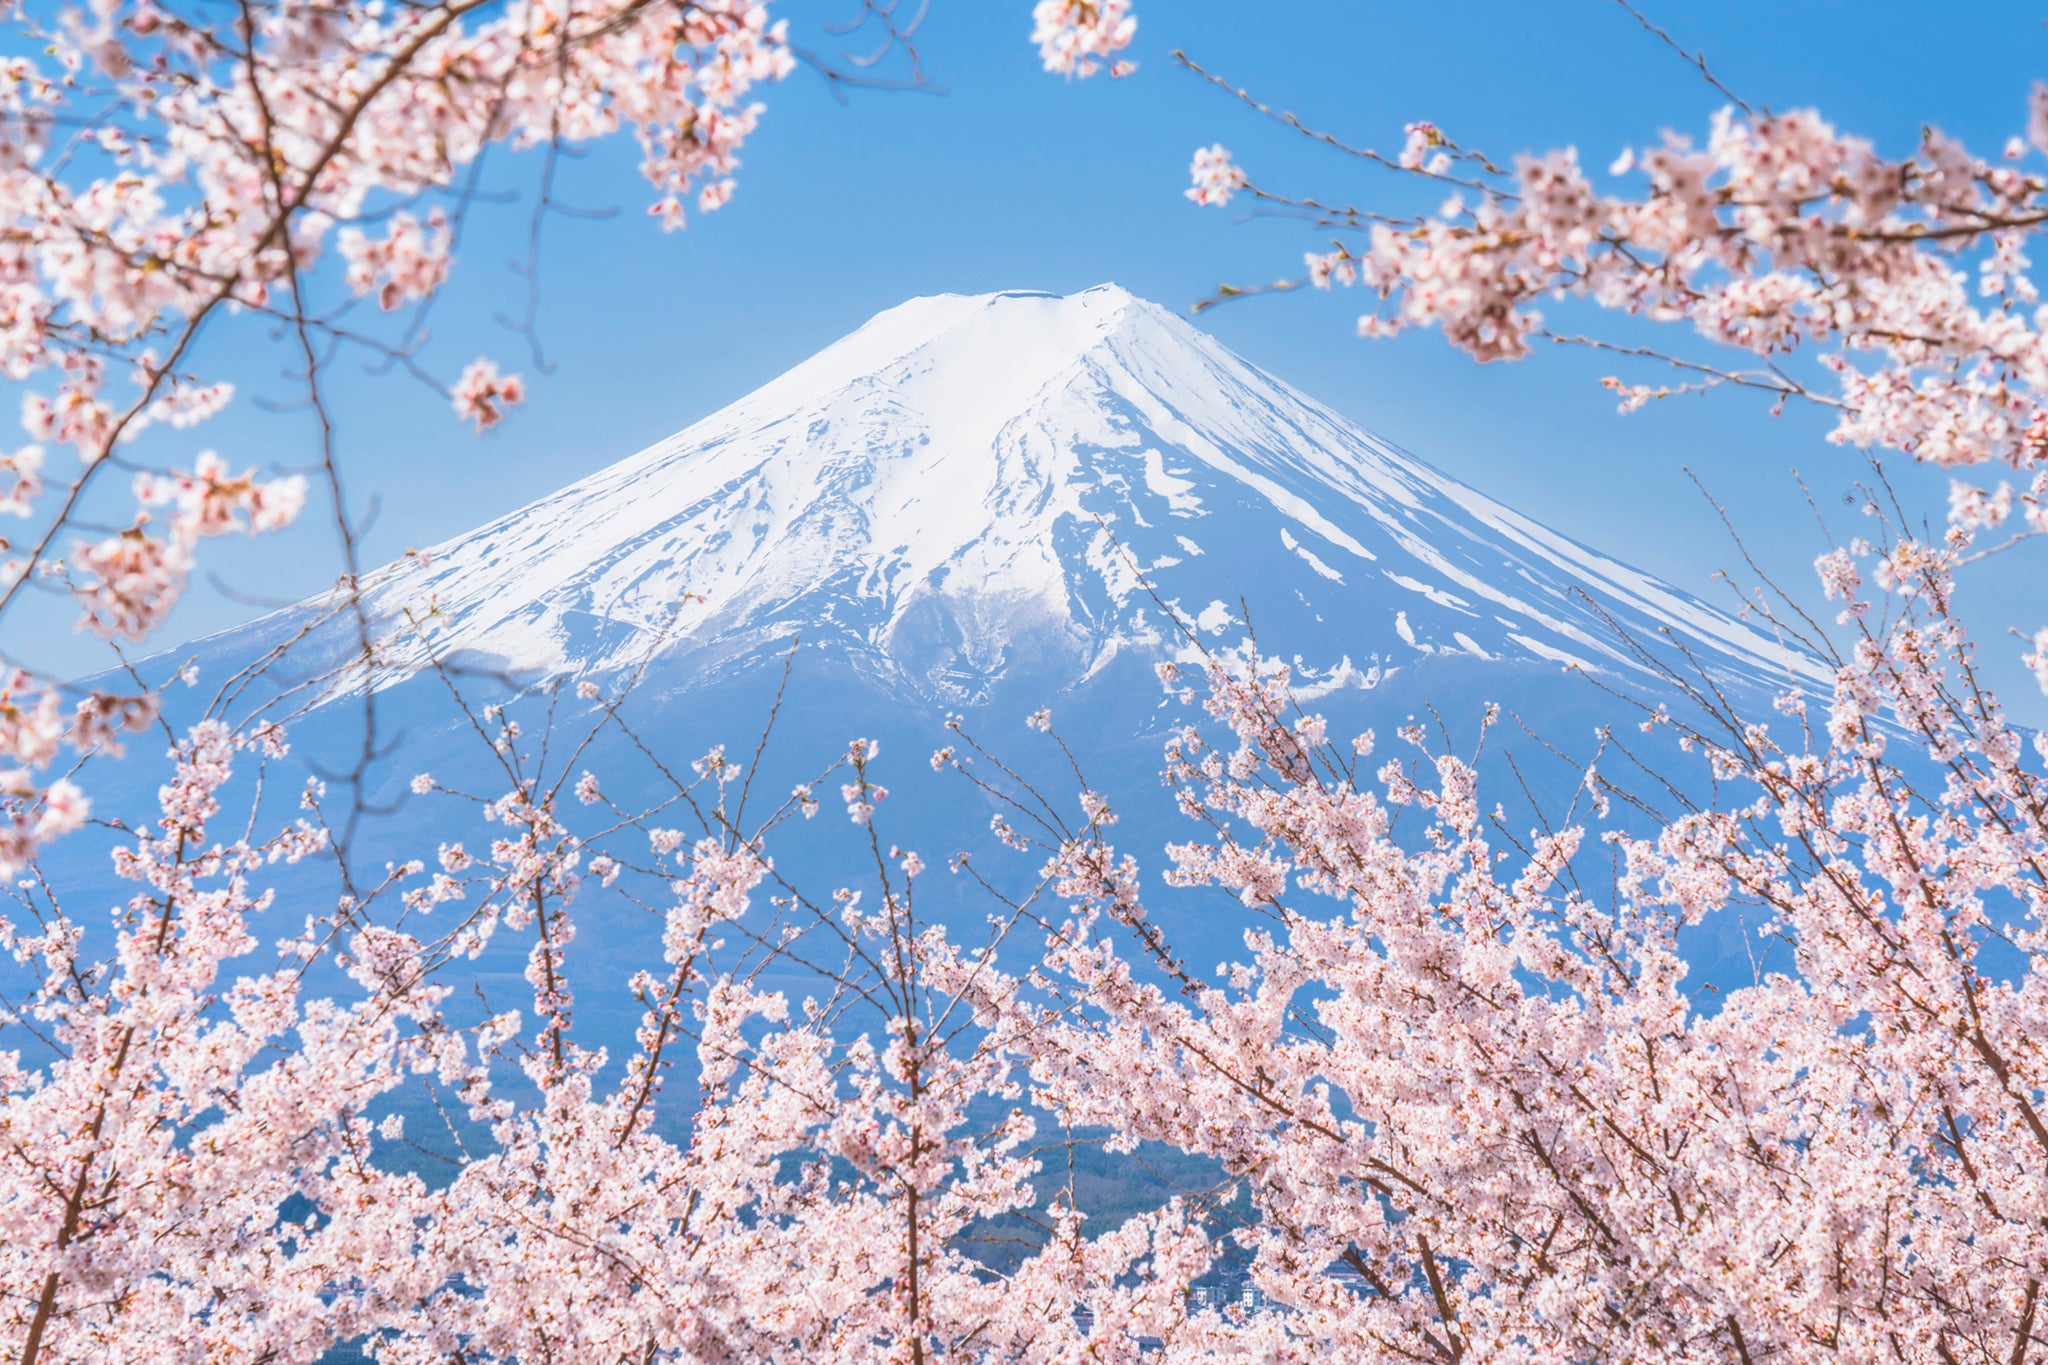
left=19, top=528, right=2048, bottom=1359
left=0, top=616, right=1233, bottom=1361
left=953, top=585, right=2048, bottom=1360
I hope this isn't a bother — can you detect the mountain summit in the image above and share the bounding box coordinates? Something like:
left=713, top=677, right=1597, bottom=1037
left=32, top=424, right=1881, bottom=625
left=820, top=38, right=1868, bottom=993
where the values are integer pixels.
left=263, top=284, right=1818, bottom=707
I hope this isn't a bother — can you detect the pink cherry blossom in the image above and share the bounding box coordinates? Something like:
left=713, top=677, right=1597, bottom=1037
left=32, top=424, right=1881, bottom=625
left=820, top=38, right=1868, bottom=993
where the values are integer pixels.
left=1185, top=143, right=1247, bottom=207
left=1032, top=0, right=1136, bottom=79
left=451, top=359, right=527, bottom=431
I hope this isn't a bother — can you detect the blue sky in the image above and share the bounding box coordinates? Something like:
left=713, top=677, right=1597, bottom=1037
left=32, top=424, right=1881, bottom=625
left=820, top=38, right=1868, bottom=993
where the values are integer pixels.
left=47, top=0, right=2048, bottom=713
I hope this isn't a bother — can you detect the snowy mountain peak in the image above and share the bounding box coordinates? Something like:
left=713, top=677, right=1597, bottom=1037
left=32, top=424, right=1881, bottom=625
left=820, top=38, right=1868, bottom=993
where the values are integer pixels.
left=287, top=285, right=1819, bottom=707
left=750, top=285, right=1142, bottom=422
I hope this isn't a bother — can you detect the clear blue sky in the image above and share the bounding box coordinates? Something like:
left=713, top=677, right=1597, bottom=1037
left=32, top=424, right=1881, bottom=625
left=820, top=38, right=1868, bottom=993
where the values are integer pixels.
left=51, top=0, right=2048, bottom=715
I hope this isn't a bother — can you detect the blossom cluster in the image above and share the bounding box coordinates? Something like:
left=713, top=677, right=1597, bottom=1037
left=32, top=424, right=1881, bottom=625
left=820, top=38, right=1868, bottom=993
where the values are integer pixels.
left=0, top=0, right=809, bottom=868
left=1184, top=144, right=1246, bottom=207
left=1031, top=0, right=1137, bottom=79
left=1237, top=100, right=2048, bottom=459
left=1190, top=93, right=2048, bottom=649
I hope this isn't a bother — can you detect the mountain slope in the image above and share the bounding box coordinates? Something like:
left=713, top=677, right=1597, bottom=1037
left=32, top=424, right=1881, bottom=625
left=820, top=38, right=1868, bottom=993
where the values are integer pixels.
left=219, top=284, right=1817, bottom=710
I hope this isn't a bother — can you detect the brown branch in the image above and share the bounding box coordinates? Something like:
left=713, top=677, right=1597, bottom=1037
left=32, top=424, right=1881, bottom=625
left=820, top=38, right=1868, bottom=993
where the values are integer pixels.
left=1606, top=0, right=1755, bottom=116
left=1171, top=49, right=1505, bottom=189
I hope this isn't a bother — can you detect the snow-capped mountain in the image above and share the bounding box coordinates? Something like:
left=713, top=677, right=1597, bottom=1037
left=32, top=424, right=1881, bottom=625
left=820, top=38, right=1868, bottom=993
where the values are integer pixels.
left=238, top=284, right=1818, bottom=710
left=55, top=282, right=1834, bottom=1030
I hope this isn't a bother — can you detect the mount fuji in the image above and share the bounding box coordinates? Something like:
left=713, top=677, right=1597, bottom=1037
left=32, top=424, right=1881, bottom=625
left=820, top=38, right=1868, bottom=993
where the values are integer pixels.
left=190, top=283, right=1819, bottom=716
left=53, top=282, right=1832, bottom=1066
